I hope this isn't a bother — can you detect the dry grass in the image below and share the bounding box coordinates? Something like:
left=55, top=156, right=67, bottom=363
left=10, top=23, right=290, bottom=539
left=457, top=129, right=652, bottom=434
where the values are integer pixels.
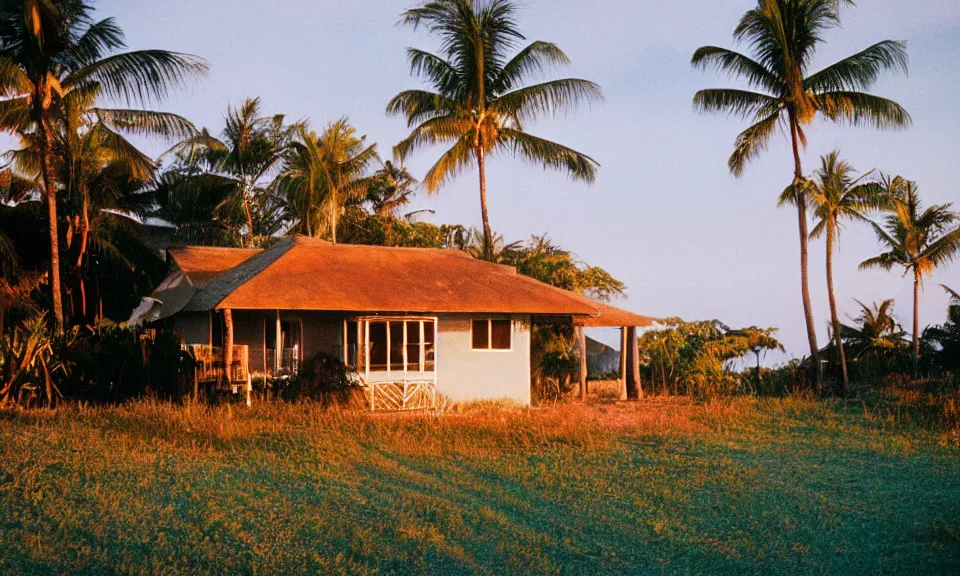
left=0, top=397, right=958, bottom=575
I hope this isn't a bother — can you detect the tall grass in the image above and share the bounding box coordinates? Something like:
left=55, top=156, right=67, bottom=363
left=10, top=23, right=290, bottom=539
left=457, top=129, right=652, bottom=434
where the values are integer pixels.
left=0, top=397, right=958, bottom=574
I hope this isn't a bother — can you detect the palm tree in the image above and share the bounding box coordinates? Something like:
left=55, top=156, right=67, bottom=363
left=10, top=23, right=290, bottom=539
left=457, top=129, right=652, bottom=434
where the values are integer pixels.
left=860, top=179, right=960, bottom=371
left=779, top=151, right=886, bottom=392
left=163, top=98, right=296, bottom=248
left=387, top=0, right=602, bottom=257
left=691, top=0, right=910, bottom=384
left=6, top=73, right=195, bottom=323
left=0, top=2, right=206, bottom=329
left=278, top=119, right=379, bottom=242
left=366, top=161, right=419, bottom=217
left=840, top=299, right=906, bottom=362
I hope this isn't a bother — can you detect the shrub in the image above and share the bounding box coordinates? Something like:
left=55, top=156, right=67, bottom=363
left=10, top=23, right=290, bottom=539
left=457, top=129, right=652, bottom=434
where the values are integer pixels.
left=147, top=332, right=197, bottom=401
left=280, top=352, right=355, bottom=406
left=533, top=349, right=578, bottom=403
left=0, top=315, right=73, bottom=408
left=62, top=322, right=146, bottom=403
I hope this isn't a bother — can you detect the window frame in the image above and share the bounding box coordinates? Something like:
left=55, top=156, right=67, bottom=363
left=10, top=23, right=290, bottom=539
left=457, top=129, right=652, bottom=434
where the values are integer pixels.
left=344, top=317, right=438, bottom=376
left=470, top=317, right=513, bottom=352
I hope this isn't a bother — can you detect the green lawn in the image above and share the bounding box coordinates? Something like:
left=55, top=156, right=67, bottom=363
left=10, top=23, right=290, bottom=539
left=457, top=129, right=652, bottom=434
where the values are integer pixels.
left=0, top=398, right=958, bottom=575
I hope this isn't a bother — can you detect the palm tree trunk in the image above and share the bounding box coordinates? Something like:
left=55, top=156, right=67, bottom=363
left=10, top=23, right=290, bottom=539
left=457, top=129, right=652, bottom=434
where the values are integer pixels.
left=330, top=191, right=338, bottom=244
left=476, top=145, right=493, bottom=259
left=913, top=267, right=920, bottom=375
left=825, top=223, right=849, bottom=394
left=790, top=116, right=821, bottom=387
left=37, top=113, right=64, bottom=331
left=75, top=194, right=90, bottom=320
left=242, top=197, right=256, bottom=248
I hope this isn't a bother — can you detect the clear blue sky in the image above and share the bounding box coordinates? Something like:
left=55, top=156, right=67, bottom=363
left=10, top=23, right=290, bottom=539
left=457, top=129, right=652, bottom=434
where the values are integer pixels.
left=97, top=0, right=958, bottom=361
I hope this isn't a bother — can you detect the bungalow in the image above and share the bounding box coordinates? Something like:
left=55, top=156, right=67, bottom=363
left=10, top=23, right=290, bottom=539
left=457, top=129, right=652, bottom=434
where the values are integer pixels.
left=148, top=235, right=653, bottom=409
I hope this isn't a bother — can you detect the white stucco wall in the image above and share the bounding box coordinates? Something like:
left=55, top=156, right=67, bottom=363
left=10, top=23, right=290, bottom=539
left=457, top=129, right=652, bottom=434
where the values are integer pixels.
left=168, top=309, right=533, bottom=406
left=435, top=313, right=531, bottom=405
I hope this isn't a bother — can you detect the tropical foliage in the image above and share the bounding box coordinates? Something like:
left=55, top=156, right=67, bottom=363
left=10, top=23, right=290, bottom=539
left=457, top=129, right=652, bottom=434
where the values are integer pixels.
left=277, top=119, right=379, bottom=243
left=0, top=0, right=206, bottom=329
left=779, top=151, right=886, bottom=391
left=157, top=98, right=295, bottom=247
left=638, top=319, right=783, bottom=397
left=692, top=0, right=910, bottom=381
left=860, top=178, right=960, bottom=370
left=387, top=0, right=601, bottom=256
left=922, top=286, right=960, bottom=373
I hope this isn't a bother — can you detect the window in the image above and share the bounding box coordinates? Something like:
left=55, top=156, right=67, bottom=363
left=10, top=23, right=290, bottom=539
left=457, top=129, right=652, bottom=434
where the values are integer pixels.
left=345, top=320, right=359, bottom=370
left=345, top=318, right=437, bottom=373
left=472, top=318, right=511, bottom=351
left=264, top=317, right=303, bottom=375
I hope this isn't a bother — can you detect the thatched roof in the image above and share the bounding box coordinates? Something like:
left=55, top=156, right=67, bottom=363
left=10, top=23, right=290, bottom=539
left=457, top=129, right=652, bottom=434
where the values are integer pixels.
left=154, top=236, right=655, bottom=323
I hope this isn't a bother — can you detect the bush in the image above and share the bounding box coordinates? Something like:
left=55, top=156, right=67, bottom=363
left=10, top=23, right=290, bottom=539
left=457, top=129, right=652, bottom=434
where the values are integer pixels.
left=147, top=332, right=197, bottom=401
left=63, top=322, right=146, bottom=403
left=280, top=352, right=355, bottom=406
left=533, top=349, right=578, bottom=403
left=62, top=323, right=196, bottom=404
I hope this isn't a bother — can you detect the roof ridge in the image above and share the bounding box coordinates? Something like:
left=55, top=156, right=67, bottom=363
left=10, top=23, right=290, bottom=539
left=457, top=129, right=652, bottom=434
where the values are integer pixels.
left=183, top=237, right=297, bottom=312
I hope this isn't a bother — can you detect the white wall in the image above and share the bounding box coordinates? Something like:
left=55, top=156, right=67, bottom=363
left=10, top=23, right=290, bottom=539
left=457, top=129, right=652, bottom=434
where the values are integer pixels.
left=436, top=313, right=531, bottom=405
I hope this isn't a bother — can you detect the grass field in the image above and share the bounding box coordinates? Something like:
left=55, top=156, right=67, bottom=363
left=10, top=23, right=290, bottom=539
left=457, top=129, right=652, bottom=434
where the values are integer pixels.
left=0, top=397, right=958, bottom=575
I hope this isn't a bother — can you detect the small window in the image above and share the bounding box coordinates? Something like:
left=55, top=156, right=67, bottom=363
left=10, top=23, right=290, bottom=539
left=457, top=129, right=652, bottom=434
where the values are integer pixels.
left=472, top=318, right=511, bottom=350
left=491, top=320, right=511, bottom=350
left=472, top=319, right=489, bottom=349
left=424, top=321, right=436, bottom=371
left=368, top=322, right=387, bottom=371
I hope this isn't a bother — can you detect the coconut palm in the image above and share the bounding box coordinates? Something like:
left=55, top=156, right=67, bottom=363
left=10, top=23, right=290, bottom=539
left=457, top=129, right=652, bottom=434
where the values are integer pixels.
left=0, top=2, right=206, bottom=329
left=691, top=0, right=910, bottom=384
left=779, top=151, right=886, bottom=392
left=840, top=298, right=906, bottom=362
left=365, top=161, right=419, bottom=217
left=163, top=98, right=296, bottom=247
left=860, top=179, right=960, bottom=371
left=6, top=72, right=195, bottom=323
left=387, top=0, right=602, bottom=257
left=277, top=119, right=379, bottom=242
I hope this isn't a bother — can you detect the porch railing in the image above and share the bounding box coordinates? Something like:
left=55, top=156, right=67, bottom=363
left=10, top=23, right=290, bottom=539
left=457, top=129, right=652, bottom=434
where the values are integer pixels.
left=187, top=344, right=250, bottom=384
left=250, top=347, right=301, bottom=381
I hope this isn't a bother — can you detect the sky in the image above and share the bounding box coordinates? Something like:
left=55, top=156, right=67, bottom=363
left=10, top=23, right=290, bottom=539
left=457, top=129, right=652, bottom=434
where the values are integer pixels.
left=92, top=0, right=959, bottom=361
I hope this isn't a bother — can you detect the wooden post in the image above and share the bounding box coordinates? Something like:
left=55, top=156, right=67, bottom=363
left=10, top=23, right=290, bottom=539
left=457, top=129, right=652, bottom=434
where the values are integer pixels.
left=626, top=326, right=641, bottom=399
left=619, top=327, right=628, bottom=401
left=275, top=310, right=282, bottom=374
left=578, top=325, right=588, bottom=401
left=224, top=309, right=234, bottom=383
left=631, top=326, right=642, bottom=399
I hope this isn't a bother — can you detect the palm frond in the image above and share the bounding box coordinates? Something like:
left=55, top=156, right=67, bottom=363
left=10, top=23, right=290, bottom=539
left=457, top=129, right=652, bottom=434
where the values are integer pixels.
left=67, top=17, right=125, bottom=69
left=0, top=56, right=32, bottom=97
left=693, top=88, right=777, bottom=120
left=495, top=41, right=570, bottom=92
left=817, top=91, right=911, bottom=129
left=62, top=50, right=208, bottom=105
left=805, top=40, right=908, bottom=93
left=729, top=113, right=779, bottom=177
left=393, top=116, right=472, bottom=162
left=494, top=78, right=602, bottom=122
left=690, top=46, right=780, bottom=93
left=499, top=128, right=599, bottom=183
left=92, top=108, right=198, bottom=140
left=385, top=89, right=454, bottom=127
left=406, top=48, right=460, bottom=95
left=421, top=135, right=475, bottom=193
